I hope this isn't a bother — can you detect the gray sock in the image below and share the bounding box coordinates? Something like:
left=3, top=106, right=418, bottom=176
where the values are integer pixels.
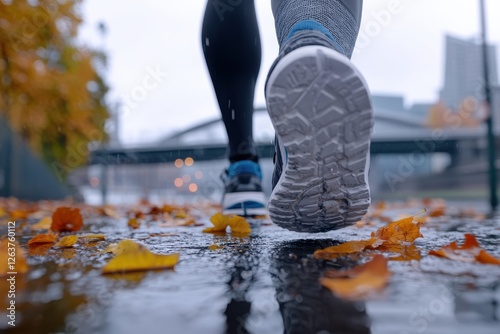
left=272, top=0, right=362, bottom=58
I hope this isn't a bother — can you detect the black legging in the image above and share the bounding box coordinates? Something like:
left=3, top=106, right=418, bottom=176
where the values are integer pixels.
left=202, top=0, right=363, bottom=163
left=202, top=0, right=261, bottom=163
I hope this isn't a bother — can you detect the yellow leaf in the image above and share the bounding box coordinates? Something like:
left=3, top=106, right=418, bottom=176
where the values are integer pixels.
left=127, top=218, right=141, bottom=229
left=80, top=234, right=106, bottom=241
left=54, top=235, right=78, bottom=248
left=0, top=207, right=6, bottom=217
left=320, top=255, right=391, bottom=300
left=102, top=242, right=179, bottom=274
left=113, top=239, right=146, bottom=255
left=228, top=215, right=251, bottom=235
left=31, top=217, right=52, bottom=230
left=202, top=213, right=251, bottom=235
left=0, top=240, right=28, bottom=276
left=203, top=213, right=230, bottom=233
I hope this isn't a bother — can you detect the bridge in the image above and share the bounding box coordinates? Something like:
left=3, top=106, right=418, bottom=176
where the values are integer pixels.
left=89, top=107, right=488, bottom=166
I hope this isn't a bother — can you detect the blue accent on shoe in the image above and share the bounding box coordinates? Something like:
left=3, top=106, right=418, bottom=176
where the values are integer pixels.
left=286, top=20, right=346, bottom=55
left=227, top=161, right=262, bottom=180
left=226, top=201, right=266, bottom=210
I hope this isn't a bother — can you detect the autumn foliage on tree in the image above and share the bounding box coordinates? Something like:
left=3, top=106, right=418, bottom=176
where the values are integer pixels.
left=0, top=0, right=109, bottom=178
left=426, top=97, right=481, bottom=129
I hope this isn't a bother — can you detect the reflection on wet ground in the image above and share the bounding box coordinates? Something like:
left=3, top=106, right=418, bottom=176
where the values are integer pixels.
left=1, top=204, right=500, bottom=334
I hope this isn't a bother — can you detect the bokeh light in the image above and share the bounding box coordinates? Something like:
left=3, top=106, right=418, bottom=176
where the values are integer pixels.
left=174, top=159, right=184, bottom=168
left=174, top=178, right=184, bottom=188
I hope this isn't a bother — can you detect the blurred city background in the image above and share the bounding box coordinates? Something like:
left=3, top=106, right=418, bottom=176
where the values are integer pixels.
left=1, top=0, right=500, bottom=206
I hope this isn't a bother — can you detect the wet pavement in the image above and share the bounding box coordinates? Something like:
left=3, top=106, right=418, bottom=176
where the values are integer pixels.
left=1, top=200, right=500, bottom=334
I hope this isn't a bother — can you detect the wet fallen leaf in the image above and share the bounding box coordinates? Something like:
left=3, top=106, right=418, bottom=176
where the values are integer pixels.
left=0, top=240, right=28, bottom=276
left=28, top=233, right=57, bottom=245
left=31, top=217, right=52, bottom=230
left=228, top=215, right=251, bottom=235
left=113, top=239, right=147, bottom=255
left=320, top=255, right=391, bottom=300
left=128, top=218, right=141, bottom=229
left=51, top=207, right=83, bottom=232
left=203, top=213, right=251, bottom=235
left=102, top=240, right=179, bottom=274
left=0, top=207, right=6, bottom=217
left=203, top=213, right=229, bottom=233
left=54, top=235, right=78, bottom=248
left=429, top=234, right=500, bottom=265
left=315, top=212, right=424, bottom=260
left=371, top=212, right=424, bottom=246
left=314, top=240, right=374, bottom=259
left=80, top=234, right=106, bottom=241
left=476, top=250, right=500, bottom=265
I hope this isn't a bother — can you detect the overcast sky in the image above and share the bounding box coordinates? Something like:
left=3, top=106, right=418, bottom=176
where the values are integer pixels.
left=79, top=0, right=500, bottom=145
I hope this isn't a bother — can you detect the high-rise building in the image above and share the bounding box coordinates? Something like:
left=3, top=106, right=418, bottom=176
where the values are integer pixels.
left=440, top=35, right=498, bottom=108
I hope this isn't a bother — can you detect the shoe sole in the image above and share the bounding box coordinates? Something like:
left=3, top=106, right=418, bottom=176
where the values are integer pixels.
left=266, top=46, right=373, bottom=233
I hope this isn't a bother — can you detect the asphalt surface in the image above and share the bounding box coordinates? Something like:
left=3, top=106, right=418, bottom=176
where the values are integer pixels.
left=1, top=201, right=500, bottom=334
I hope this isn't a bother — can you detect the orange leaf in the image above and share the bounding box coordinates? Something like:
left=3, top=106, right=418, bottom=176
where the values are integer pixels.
left=28, top=233, right=57, bottom=245
left=320, top=255, right=391, bottom=300
left=314, top=240, right=374, bottom=259
left=429, top=234, right=499, bottom=265
left=127, top=218, right=141, bottom=229
left=371, top=213, right=423, bottom=246
left=51, top=207, right=83, bottom=232
left=476, top=250, right=500, bottom=265
left=314, top=211, right=424, bottom=258
left=0, top=240, right=28, bottom=276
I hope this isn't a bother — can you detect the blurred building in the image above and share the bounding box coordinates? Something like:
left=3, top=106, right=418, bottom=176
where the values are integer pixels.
left=439, top=35, right=500, bottom=131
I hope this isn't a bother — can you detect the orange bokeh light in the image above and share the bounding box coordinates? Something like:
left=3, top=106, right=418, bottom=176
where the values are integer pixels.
left=174, top=178, right=184, bottom=188
left=174, top=159, right=184, bottom=168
